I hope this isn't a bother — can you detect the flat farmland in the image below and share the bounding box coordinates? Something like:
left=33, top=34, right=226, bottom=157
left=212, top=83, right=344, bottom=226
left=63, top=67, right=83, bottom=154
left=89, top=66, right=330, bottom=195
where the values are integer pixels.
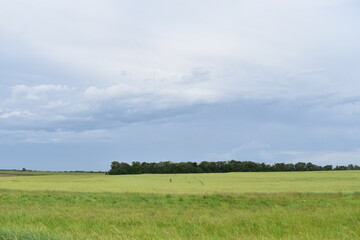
left=0, top=171, right=359, bottom=240
left=0, top=171, right=359, bottom=194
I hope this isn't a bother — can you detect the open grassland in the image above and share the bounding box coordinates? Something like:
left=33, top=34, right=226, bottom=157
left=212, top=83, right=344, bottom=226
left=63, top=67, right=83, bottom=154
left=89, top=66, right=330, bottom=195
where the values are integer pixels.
left=0, top=191, right=359, bottom=240
left=0, top=170, right=359, bottom=194
left=0, top=171, right=359, bottom=239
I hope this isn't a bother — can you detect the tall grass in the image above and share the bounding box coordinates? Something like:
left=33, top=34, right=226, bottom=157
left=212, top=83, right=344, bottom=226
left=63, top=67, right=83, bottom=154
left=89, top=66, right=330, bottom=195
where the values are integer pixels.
left=0, top=191, right=359, bottom=239
left=0, top=229, right=62, bottom=240
left=0, top=171, right=359, bottom=239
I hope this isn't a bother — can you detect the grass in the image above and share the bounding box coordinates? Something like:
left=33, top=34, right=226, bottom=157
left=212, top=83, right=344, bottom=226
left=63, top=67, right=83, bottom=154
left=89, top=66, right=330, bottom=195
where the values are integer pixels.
left=0, top=170, right=359, bottom=194
left=0, top=229, right=61, bottom=240
left=0, top=191, right=359, bottom=240
left=0, top=171, right=359, bottom=239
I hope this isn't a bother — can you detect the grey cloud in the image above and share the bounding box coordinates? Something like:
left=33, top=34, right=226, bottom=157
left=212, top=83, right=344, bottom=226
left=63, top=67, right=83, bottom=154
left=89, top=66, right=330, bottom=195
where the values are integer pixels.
left=0, top=0, right=360, bottom=169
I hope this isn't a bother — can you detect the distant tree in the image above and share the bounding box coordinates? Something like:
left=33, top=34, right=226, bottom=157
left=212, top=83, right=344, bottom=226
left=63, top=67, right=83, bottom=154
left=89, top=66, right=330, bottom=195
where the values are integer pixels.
left=323, top=165, right=333, bottom=171
left=305, top=162, right=321, bottom=171
left=132, top=161, right=142, bottom=174
left=334, top=165, right=348, bottom=170
left=22, top=168, right=26, bottom=171
left=107, top=160, right=359, bottom=175
left=285, top=163, right=296, bottom=171
left=273, top=163, right=286, bottom=171
left=347, top=164, right=360, bottom=170
left=108, top=161, right=132, bottom=175
left=295, top=162, right=306, bottom=171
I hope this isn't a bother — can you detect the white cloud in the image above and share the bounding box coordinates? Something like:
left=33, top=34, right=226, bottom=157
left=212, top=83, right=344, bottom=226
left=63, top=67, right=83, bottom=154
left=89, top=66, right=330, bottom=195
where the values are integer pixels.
left=84, top=82, right=222, bottom=108
left=0, top=110, right=34, bottom=119
left=1, top=0, right=358, bottom=85
left=11, top=85, right=71, bottom=100
left=1, top=0, right=359, bottom=104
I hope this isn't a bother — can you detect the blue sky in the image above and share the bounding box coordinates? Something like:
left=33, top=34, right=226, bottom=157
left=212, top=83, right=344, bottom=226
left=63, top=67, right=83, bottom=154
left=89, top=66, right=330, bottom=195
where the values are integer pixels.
left=1, top=0, right=360, bottom=171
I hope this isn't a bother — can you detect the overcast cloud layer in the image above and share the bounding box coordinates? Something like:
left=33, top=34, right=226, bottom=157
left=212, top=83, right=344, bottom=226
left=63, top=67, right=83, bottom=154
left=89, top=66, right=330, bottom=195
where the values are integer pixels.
left=1, top=0, right=360, bottom=170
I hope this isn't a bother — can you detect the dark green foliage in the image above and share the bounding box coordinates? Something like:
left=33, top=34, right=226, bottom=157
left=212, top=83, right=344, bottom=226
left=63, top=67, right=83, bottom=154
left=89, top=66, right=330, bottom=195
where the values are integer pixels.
left=294, top=162, right=307, bottom=171
left=108, top=160, right=360, bottom=175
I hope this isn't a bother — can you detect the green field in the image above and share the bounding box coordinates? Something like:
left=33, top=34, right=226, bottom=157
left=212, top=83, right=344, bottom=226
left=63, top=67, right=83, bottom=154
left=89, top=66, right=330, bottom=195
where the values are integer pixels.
left=0, top=171, right=359, bottom=239
left=1, top=171, right=359, bottom=194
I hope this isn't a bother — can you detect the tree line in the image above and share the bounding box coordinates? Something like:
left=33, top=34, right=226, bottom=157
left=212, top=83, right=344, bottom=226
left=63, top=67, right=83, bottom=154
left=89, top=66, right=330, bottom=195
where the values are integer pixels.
left=107, top=160, right=360, bottom=175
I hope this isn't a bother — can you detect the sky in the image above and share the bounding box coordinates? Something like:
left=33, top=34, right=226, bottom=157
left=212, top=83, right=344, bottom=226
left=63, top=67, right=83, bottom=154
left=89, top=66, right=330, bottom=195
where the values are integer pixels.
left=1, top=0, right=360, bottom=171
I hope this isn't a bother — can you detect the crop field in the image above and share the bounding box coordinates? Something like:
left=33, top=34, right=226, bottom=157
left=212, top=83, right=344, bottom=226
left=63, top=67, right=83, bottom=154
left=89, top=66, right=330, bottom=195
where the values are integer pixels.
left=0, top=171, right=359, bottom=194
left=0, top=171, right=359, bottom=239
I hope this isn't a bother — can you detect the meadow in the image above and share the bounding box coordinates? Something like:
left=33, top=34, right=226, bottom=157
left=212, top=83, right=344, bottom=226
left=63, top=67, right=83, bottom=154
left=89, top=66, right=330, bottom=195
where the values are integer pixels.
left=0, top=170, right=359, bottom=194
left=0, top=171, right=359, bottom=239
